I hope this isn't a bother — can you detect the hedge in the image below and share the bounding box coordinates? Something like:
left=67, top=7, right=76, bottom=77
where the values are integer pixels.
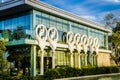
left=44, top=66, right=120, bottom=80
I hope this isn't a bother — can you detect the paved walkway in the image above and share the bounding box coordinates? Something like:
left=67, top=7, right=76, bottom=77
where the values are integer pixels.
left=55, top=73, right=120, bottom=80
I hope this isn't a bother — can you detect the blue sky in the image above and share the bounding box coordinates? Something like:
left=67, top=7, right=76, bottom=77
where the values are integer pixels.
left=40, top=0, right=120, bottom=24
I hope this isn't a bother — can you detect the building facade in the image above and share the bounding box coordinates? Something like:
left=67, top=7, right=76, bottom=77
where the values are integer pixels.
left=0, top=0, right=111, bottom=77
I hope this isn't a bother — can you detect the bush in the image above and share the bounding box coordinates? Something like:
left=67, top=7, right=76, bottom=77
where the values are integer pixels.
left=44, top=66, right=120, bottom=79
left=109, top=66, right=120, bottom=73
left=82, top=67, right=97, bottom=75
left=44, top=69, right=60, bottom=80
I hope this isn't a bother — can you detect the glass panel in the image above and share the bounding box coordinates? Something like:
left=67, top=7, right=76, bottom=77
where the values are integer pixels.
left=36, top=14, right=42, bottom=26
left=12, top=17, right=18, bottom=31
left=57, top=18, right=62, bottom=31
left=34, top=10, right=108, bottom=47
left=0, top=21, right=3, bottom=38
left=18, top=15, right=25, bottom=28
left=25, top=14, right=31, bottom=29
left=4, top=19, right=11, bottom=30
left=41, top=13, right=50, bottom=28
left=0, top=21, right=3, bottom=30
left=55, top=51, right=68, bottom=66
left=62, top=20, right=69, bottom=32
left=1, top=12, right=32, bottom=41
left=58, top=30, right=63, bottom=41
left=81, top=54, right=85, bottom=67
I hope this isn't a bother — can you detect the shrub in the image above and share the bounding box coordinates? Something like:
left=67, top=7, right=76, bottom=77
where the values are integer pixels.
left=44, top=69, right=60, bottom=80
left=96, top=67, right=108, bottom=74
left=44, top=66, right=120, bottom=79
left=82, top=67, right=97, bottom=75
left=109, top=66, right=120, bottom=73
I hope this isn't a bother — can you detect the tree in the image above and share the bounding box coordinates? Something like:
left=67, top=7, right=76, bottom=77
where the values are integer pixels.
left=0, top=39, right=6, bottom=56
left=104, top=13, right=120, bottom=66
left=7, top=46, right=31, bottom=75
left=111, top=32, right=120, bottom=66
left=0, top=39, right=6, bottom=74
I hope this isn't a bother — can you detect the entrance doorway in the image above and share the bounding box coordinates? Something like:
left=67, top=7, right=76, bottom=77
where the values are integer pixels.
left=36, top=57, right=52, bottom=74
left=44, top=57, right=52, bottom=72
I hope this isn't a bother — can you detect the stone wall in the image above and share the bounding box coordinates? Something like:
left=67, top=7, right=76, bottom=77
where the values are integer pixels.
left=97, top=52, right=110, bottom=66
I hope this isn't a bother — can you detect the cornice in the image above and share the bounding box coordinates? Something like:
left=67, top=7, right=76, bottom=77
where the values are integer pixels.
left=0, top=0, right=110, bottom=32
left=0, top=0, right=25, bottom=10
left=26, top=0, right=110, bottom=32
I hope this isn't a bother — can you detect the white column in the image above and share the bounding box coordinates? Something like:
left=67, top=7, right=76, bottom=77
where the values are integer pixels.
left=30, top=45, right=36, bottom=77
left=40, top=51, right=44, bottom=75
left=70, top=53, right=73, bottom=67
left=95, top=55, right=98, bottom=66
left=78, top=54, right=81, bottom=68
left=52, top=51, right=55, bottom=68
left=85, top=54, right=88, bottom=66
left=91, top=54, right=93, bottom=66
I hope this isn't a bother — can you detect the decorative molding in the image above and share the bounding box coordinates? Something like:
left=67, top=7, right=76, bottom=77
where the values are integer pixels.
left=74, top=33, right=82, bottom=54
left=66, top=31, right=75, bottom=53
left=6, top=39, right=111, bottom=54
left=35, top=24, right=47, bottom=52
left=47, top=27, right=58, bottom=52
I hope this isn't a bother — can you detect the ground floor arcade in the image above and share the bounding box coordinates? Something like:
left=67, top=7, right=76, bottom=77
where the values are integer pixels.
left=3, top=43, right=110, bottom=77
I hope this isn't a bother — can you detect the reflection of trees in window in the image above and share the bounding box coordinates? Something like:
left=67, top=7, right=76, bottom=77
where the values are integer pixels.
left=11, top=26, right=31, bottom=40
left=11, top=26, right=25, bottom=40
left=2, top=29, right=11, bottom=41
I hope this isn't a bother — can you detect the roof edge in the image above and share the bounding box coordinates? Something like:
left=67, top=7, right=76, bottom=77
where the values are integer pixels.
left=0, top=0, right=25, bottom=11
left=26, top=0, right=110, bottom=32
left=0, top=0, right=110, bottom=32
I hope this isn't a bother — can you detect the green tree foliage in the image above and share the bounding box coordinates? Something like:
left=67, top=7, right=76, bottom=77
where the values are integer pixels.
left=104, top=13, right=120, bottom=66
left=111, top=32, right=120, bottom=46
left=0, top=39, right=6, bottom=57
left=104, top=13, right=119, bottom=29
left=0, top=39, right=6, bottom=75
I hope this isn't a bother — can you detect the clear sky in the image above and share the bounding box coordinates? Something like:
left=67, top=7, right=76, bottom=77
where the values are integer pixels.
left=40, top=0, right=120, bottom=24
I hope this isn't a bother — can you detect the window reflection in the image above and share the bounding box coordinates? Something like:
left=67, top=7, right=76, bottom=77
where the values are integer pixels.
left=0, top=13, right=32, bottom=41
left=35, top=13, right=69, bottom=42
left=35, top=11, right=108, bottom=49
left=12, top=17, right=18, bottom=31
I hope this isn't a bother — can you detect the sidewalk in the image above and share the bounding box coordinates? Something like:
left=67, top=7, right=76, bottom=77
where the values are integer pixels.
left=55, top=73, right=120, bottom=80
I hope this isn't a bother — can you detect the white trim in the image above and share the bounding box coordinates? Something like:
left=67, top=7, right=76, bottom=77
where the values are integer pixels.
left=26, top=0, right=110, bottom=32
left=99, top=49, right=111, bottom=53
left=0, top=0, right=25, bottom=10
left=0, top=0, right=110, bottom=32
left=6, top=39, right=111, bottom=53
